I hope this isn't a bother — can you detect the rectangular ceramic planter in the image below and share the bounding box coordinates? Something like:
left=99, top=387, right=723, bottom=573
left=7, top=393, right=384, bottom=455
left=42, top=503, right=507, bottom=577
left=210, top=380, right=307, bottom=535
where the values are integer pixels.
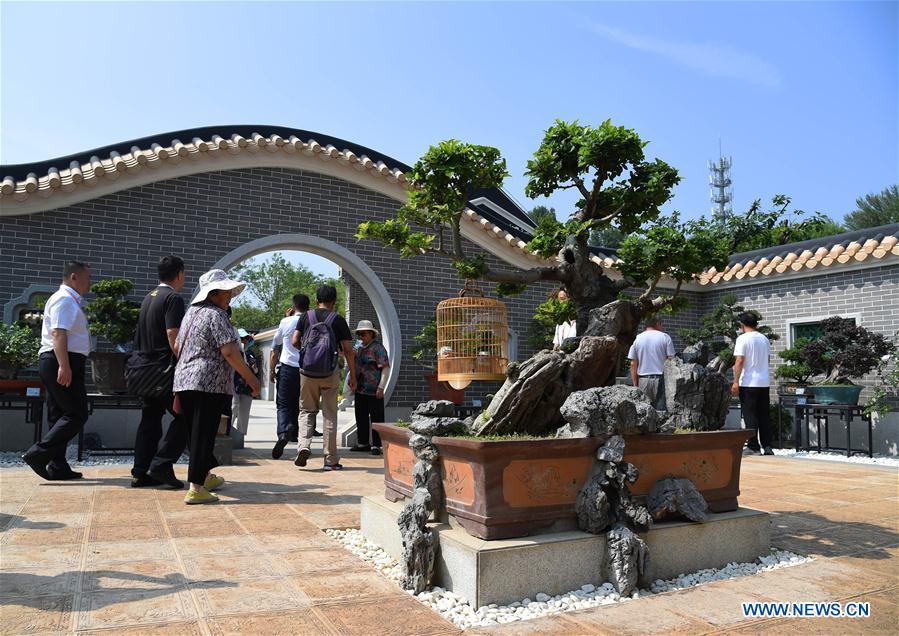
left=375, top=423, right=753, bottom=540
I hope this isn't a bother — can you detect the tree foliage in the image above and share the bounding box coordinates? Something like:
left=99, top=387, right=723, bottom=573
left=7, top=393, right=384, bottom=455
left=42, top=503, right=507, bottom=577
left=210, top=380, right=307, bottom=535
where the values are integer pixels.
left=527, top=205, right=556, bottom=225
left=85, top=279, right=141, bottom=347
left=357, top=119, right=731, bottom=329
left=0, top=323, right=40, bottom=370
left=410, top=317, right=438, bottom=371
left=700, top=195, right=844, bottom=254
left=229, top=253, right=346, bottom=331
left=775, top=338, right=815, bottom=384
left=679, top=294, right=778, bottom=372
left=844, top=185, right=899, bottom=231
left=794, top=317, right=895, bottom=384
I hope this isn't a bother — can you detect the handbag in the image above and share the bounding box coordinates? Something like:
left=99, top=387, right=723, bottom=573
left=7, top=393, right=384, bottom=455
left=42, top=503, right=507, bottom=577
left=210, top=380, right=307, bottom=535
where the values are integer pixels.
left=125, top=350, right=175, bottom=399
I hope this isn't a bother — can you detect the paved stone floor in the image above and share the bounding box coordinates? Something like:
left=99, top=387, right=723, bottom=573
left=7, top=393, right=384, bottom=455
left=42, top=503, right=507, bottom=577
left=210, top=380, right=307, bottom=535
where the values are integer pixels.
left=1, top=443, right=896, bottom=635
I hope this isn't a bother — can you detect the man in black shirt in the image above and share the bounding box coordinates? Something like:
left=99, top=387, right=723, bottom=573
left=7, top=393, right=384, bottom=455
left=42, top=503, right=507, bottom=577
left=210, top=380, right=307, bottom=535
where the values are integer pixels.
left=291, top=284, right=356, bottom=470
left=131, top=256, right=189, bottom=488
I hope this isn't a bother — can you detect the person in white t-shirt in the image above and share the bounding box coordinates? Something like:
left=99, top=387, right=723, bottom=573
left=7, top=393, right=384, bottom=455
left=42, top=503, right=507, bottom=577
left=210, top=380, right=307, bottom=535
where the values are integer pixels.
left=627, top=315, right=675, bottom=410
left=269, top=294, right=308, bottom=459
left=22, top=261, right=93, bottom=481
left=552, top=288, right=577, bottom=350
left=731, top=312, right=773, bottom=456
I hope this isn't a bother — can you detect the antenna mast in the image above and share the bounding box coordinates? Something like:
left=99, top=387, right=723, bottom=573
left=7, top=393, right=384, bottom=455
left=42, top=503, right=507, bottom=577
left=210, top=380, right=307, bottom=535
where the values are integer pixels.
left=708, top=140, right=733, bottom=221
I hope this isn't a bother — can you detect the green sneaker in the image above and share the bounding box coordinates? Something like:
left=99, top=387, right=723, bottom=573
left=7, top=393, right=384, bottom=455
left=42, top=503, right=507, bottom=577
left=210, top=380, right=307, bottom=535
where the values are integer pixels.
left=204, top=474, right=225, bottom=492
left=184, top=489, right=219, bottom=505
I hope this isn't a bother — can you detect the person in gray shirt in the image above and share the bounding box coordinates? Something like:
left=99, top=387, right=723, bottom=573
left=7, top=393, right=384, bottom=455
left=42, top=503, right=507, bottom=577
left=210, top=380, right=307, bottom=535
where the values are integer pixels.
left=627, top=315, right=675, bottom=411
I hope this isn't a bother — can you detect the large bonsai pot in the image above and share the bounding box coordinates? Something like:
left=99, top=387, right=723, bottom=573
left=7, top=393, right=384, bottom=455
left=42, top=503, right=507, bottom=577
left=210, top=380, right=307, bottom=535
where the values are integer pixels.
left=376, top=423, right=754, bottom=540
left=808, top=384, right=862, bottom=405
left=89, top=352, right=129, bottom=394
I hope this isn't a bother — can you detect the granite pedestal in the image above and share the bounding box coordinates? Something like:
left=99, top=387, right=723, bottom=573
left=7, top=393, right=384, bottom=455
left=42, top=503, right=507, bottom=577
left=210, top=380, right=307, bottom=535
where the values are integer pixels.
left=361, top=495, right=770, bottom=608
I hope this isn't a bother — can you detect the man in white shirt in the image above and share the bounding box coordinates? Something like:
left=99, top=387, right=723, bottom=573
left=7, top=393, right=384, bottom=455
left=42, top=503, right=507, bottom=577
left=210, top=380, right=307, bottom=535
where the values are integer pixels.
left=628, top=315, right=675, bottom=411
left=22, top=261, right=93, bottom=480
left=731, top=312, right=773, bottom=456
left=270, top=294, right=308, bottom=459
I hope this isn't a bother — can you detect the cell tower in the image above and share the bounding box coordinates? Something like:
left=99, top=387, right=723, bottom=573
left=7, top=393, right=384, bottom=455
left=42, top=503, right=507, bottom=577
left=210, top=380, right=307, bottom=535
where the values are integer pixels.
left=708, top=142, right=733, bottom=221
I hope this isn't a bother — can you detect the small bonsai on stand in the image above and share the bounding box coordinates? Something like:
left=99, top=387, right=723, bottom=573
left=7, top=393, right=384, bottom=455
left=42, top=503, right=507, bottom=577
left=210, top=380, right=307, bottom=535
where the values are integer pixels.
left=0, top=323, right=41, bottom=380
left=796, top=317, right=895, bottom=405
left=774, top=338, right=815, bottom=393
left=85, top=279, right=140, bottom=394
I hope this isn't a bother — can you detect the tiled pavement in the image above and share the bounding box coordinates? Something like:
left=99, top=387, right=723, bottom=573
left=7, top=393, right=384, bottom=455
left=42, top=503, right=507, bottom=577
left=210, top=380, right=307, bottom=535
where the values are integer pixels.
left=1, top=446, right=896, bottom=635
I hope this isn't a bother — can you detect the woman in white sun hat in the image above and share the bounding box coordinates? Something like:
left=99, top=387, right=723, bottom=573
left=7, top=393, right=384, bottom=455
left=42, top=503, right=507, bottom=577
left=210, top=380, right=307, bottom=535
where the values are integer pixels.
left=350, top=320, right=390, bottom=456
left=173, top=269, right=261, bottom=504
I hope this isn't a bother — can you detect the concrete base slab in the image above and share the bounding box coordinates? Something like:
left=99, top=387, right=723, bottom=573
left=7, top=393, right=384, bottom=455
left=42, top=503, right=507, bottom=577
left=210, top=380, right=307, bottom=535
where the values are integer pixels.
left=214, top=435, right=233, bottom=465
left=361, top=496, right=770, bottom=608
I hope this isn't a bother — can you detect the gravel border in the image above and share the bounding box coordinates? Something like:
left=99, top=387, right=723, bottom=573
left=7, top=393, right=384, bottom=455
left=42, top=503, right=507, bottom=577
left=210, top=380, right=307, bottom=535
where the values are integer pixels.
left=771, top=448, right=899, bottom=467
left=326, top=528, right=812, bottom=630
left=0, top=449, right=188, bottom=467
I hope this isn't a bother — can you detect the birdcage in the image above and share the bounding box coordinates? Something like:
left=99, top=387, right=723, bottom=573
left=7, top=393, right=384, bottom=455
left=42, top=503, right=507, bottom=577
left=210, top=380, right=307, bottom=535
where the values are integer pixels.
left=436, top=281, right=509, bottom=390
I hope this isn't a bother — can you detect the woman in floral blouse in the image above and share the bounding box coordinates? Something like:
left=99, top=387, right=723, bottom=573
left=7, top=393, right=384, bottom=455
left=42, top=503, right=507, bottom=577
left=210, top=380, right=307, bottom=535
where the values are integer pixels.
left=174, top=270, right=261, bottom=504
left=350, top=320, right=390, bottom=456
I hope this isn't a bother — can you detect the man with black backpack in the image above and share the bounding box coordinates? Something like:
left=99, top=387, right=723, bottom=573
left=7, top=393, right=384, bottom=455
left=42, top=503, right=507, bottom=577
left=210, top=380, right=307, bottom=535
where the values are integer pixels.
left=291, top=284, right=356, bottom=470
left=129, top=256, right=189, bottom=488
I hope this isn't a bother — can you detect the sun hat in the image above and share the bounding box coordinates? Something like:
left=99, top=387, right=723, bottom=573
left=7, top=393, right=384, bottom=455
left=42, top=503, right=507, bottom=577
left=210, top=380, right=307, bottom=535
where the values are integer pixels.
left=237, top=328, right=250, bottom=338
left=192, top=269, right=246, bottom=305
left=353, top=320, right=379, bottom=337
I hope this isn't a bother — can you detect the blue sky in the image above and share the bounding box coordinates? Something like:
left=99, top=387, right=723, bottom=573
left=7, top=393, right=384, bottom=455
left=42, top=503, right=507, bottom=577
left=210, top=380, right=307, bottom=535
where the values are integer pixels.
left=2, top=1, right=896, bottom=255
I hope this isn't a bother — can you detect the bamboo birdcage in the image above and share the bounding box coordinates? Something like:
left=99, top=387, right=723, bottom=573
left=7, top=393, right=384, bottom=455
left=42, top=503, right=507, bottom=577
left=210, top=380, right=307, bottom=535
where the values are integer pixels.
left=436, top=281, right=509, bottom=390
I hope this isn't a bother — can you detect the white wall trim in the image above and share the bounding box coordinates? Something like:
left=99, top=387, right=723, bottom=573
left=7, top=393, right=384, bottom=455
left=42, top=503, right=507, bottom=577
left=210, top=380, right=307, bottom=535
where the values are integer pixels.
left=2, top=283, right=57, bottom=324
left=207, top=234, right=403, bottom=404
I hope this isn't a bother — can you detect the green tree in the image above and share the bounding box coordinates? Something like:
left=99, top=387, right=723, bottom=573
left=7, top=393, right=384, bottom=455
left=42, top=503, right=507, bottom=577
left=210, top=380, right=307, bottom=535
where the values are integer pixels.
left=357, top=120, right=730, bottom=340
left=228, top=253, right=346, bottom=330
left=527, top=205, right=556, bottom=225
left=700, top=195, right=844, bottom=254
left=844, top=185, right=899, bottom=230
left=679, top=294, right=778, bottom=373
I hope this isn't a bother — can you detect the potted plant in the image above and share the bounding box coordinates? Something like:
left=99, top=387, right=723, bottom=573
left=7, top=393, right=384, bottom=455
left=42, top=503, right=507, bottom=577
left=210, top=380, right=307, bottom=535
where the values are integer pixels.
left=0, top=323, right=41, bottom=393
left=774, top=337, right=815, bottom=396
left=85, top=278, right=141, bottom=394
left=412, top=318, right=465, bottom=404
left=798, top=317, right=896, bottom=405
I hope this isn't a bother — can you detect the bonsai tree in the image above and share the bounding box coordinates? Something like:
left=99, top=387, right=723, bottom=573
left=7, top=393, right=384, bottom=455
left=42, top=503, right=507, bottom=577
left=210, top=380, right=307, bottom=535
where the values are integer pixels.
left=798, top=317, right=895, bottom=384
left=410, top=317, right=438, bottom=371
left=358, top=120, right=730, bottom=436
left=527, top=291, right=578, bottom=350
left=85, top=279, right=141, bottom=351
left=866, top=331, right=899, bottom=416
left=358, top=120, right=729, bottom=347
left=0, top=323, right=41, bottom=379
left=774, top=338, right=815, bottom=385
left=679, top=294, right=779, bottom=373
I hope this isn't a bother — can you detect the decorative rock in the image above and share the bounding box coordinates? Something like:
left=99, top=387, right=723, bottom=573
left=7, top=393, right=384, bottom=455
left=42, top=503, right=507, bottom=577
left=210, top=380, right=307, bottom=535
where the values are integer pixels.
left=560, top=385, right=658, bottom=437
left=648, top=476, right=709, bottom=523
left=607, top=522, right=648, bottom=597
left=680, top=341, right=710, bottom=365
left=662, top=358, right=729, bottom=431
left=564, top=336, right=621, bottom=391
left=535, top=593, right=551, bottom=602
left=410, top=415, right=467, bottom=437
left=575, top=469, right=612, bottom=534
left=596, top=434, right=625, bottom=463
left=412, top=400, right=456, bottom=418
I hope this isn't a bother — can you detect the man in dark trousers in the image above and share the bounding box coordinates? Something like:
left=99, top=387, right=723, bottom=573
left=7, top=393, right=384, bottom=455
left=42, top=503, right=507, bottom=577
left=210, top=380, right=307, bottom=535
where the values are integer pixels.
left=131, top=256, right=189, bottom=488
left=732, top=312, right=774, bottom=456
left=22, top=261, right=93, bottom=480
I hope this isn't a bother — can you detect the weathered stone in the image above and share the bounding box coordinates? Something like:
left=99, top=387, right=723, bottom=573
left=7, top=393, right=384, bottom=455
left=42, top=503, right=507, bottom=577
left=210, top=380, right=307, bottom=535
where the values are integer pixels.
left=596, top=434, right=625, bottom=463
left=554, top=423, right=589, bottom=439
left=617, top=491, right=653, bottom=532
left=648, top=476, right=709, bottom=523
left=560, top=336, right=581, bottom=354
left=410, top=415, right=466, bottom=437
left=565, top=336, right=621, bottom=391
left=474, top=349, right=569, bottom=437
left=680, top=341, right=710, bottom=365
left=408, top=434, right=438, bottom=461
left=412, top=400, right=456, bottom=418
left=607, top=522, right=648, bottom=597
left=575, top=469, right=612, bottom=534
left=663, top=359, right=730, bottom=431
left=398, top=488, right=438, bottom=594
left=560, top=385, right=658, bottom=436
left=413, top=459, right=443, bottom=512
